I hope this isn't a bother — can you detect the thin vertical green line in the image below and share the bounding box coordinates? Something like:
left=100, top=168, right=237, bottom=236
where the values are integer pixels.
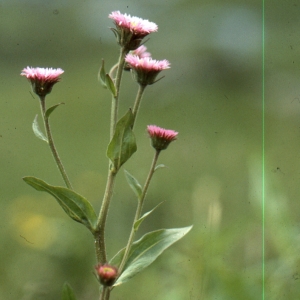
left=262, top=1, right=265, bottom=300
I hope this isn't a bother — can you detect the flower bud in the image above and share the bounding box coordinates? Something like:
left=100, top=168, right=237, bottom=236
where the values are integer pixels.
left=95, top=264, right=118, bottom=286
left=147, top=125, right=178, bottom=151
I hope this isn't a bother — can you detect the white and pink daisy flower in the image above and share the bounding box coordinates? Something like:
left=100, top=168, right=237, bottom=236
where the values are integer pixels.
left=131, top=45, right=151, bottom=59
left=109, top=11, right=158, bottom=36
left=125, top=54, right=170, bottom=85
left=21, top=67, right=64, bottom=97
left=109, top=11, right=158, bottom=50
left=147, top=125, right=178, bottom=151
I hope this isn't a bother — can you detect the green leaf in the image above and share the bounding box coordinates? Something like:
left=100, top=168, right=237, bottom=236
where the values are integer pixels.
left=105, top=73, right=117, bottom=97
left=98, top=59, right=107, bottom=88
left=32, top=114, right=48, bottom=143
left=110, top=27, right=120, bottom=40
left=98, top=59, right=117, bottom=95
left=61, top=283, right=77, bottom=300
left=133, top=202, right=163, bottom=232
left=124, top=170, right=142, bottom=200
left=110, top=226, right=192, bottom=286
left=23, top=176, right=97, bottom=233
left=107, top=110, right=137, bottom=171
left=45, top=103, right=65, bottom=120
left=154, top=164, right=167, bottom=171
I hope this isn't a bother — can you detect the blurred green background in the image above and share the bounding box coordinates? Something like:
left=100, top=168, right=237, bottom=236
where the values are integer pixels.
left=1, top=0, right=300, bottom=299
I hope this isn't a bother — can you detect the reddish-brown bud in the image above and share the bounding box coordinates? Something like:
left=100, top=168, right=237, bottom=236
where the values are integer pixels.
left=95, top=264, right=118, bottom=286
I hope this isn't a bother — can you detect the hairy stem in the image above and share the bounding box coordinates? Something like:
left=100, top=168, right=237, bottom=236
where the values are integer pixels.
left=118, top=150, right=160, bottom=274
left=110, top=47, right=128, bottom=139
left=132, top=84, right=147, bottom=128
left=99, top=287, right=110, bottom=300
left=95, top=170, right=117, bottom=263
left=95, top=47, right=128, bottom=265
left=39, top=97, right=73, bottom=189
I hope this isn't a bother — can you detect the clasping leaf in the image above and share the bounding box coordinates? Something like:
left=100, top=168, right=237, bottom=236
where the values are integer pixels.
left=32, top=115, right=48, bottom=143
left=61, top=283, right=77, bottom=300
left=23, top=176, right=97, bottom=233
left=110, top=226, right=193, bottom=286
left=45, top=102, right=65, bottom=120
left=133, top=202, right=163, bottom=232
left=124, top=170, right=142, bottom=200
left=107, top=110, right=137, bottom=171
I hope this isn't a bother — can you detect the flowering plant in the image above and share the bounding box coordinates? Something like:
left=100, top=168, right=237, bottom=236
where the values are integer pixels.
left=21, top=11, right=192, bottom=300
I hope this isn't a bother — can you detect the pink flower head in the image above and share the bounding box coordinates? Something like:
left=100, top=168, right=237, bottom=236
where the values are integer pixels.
left=125, top=54, right=170, bottom=86
left=124, top=46, right=151, bottom=71
left=21, top=67, right=64, bottom=98
left=109, top=11, right=158, bottom=50
left=131, top=45, right=151, bottom=58
left=109, top=11, right=157, bottom=36
left=147, top=125, right=178, bottom=151
left=95, top=264, right=118, bottom=287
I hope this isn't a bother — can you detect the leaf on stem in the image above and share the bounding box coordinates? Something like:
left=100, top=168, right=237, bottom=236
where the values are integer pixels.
left=61, top=283, right=77, bottom=300
left=23, top=176, right=97, bottom=233
left=98, top=59, right=117, bottom=96
left=110, top=226, right=193, bottom=286
left=32, top=115, right=48, bottom=143
left=124, top=170, right=142, bottom=200
left=133, top=202, right=164, bottom=232
left=154, top=164, right=167, bottom=172
left=105, top=74, right=117, bottom=97
left=98, top=59, right=107, bottom=88
left=107, top=110, right=137, bottom=171
left=45, top=103, right=65, bottom=120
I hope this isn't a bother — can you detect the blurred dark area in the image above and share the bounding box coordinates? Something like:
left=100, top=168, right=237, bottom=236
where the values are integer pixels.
left=1, top=0, right=300, bottom=299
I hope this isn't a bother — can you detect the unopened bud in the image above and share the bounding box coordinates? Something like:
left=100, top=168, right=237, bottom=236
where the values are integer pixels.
left=95, top=264, right=118, bottom=286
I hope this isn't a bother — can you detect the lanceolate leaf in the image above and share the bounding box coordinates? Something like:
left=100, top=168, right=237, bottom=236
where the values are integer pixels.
left=61, top=283, right=77, bottom=300
left=154, top=164, right=166, bottom=172
left=110, top=226, right=192, bottom=286
left=45, top=103, right=65, bottom=120
left=32, top=114, right=48, bottom=143
left=133, top=202, right=164, bottom=232
left=124, top=170, right=142, bottom=200
left=98, top=59, right=107, bottom=88
left=107, top=110, right=137, bottom=171
left=23, top=176, right=97, bottom=233
left=105, top=74, right=117, bottom=97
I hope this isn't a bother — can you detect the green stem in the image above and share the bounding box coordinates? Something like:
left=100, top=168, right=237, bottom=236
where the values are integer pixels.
left=94, top=47, right=129, bottom=266
left=95, top=170, right=117, bottom=264
left=132, top=84, right=147, bottom=128
left=39, top=97, right=73, bottom=190
left=110, top=47, right=128, bottom=139
left=99, top=287, right=110, bottom=300
left=109, top=63, right=119, bottom=79
left=118, top=150, right=161, bottom=274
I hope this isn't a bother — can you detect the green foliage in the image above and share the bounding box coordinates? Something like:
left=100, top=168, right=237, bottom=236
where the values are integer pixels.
left=105, top=74, right=117, bottom=97
left=98, top=59, right=117, bottom=96
left=45, top=103, right=65, bottom=120
left=107, top=110, right=137, bottom=171
left=23, top=176, right=97, bottom=233
left=110, top=226, right=192, bottom=286
left=61, top=283, right=77, bottom=300
left=32, top=114, right=48, bottom=142
left=154, top=164, right=166, bottom=171
left=124, top=170, right=143, bottom=200
left=133, top=202, right=163, bottom=231
left=98, top=59, right=107, bottom=88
